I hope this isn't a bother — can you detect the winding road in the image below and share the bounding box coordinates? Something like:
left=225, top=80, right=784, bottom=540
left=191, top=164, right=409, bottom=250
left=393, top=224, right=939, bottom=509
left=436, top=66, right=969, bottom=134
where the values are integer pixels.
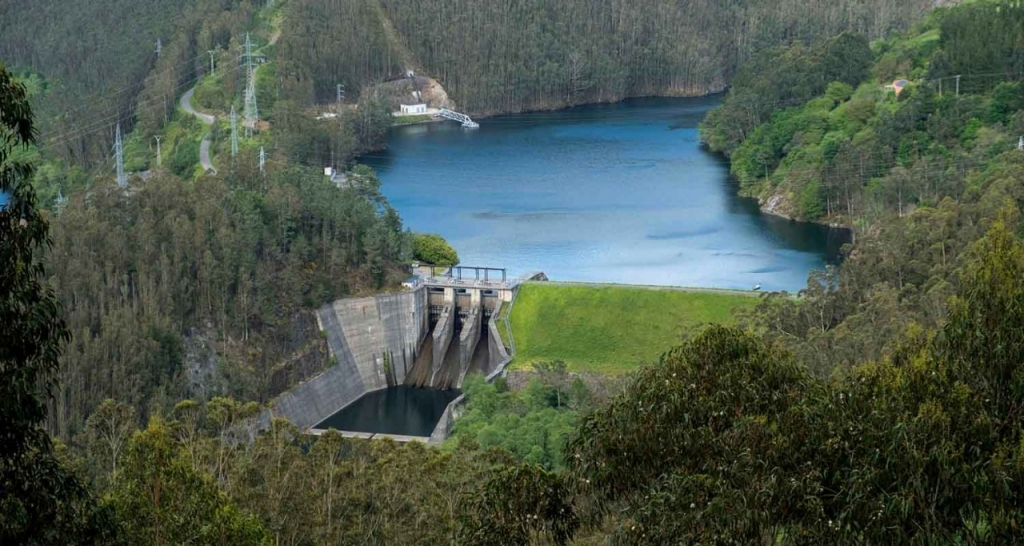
left=179, top=87, right=216, bottom=174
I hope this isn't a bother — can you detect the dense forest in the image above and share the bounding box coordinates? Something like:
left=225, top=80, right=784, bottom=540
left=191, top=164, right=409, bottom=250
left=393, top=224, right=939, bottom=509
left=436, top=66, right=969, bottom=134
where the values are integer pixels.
left=46, top=165, right=407, bottom=439
left=0, top=0, right=267, bottom=165
left=0, top=0, right=942, bottom=168
left=277, top=0, right=940, bottom=114
left=701, top=0, right=1024, bottom=377
left=8, top=0, right=1024, bottom=543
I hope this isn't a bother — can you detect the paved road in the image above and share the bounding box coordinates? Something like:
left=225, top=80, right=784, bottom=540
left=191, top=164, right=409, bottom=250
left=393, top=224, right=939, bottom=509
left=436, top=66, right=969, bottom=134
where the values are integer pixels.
left=179, top=87, right=216, bottom=173
left=180, top=87, right=215, bottom=124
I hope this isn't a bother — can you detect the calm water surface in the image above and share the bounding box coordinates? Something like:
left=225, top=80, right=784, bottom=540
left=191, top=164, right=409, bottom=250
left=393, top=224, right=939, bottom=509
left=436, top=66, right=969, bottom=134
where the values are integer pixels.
left=364, top=97, right=847, bottom=292
left=315, top=387, right=460, bottom=437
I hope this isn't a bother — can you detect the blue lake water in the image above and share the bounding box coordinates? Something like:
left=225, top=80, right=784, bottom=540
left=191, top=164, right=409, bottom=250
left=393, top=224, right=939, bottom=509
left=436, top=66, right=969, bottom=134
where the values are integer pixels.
left=364, top=97, right=848, bottom=292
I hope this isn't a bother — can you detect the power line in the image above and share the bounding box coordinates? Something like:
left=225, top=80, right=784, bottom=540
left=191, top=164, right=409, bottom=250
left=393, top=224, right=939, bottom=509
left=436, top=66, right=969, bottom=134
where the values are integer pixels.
left=38, top=63, right=247, bottom=154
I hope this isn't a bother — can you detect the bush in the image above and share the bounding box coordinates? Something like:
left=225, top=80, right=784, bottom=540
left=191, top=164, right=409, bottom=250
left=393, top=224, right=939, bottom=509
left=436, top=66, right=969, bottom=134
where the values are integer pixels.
left=412, top=233, right=459, bottom=266
left=167, top=139, right=199, bottom=177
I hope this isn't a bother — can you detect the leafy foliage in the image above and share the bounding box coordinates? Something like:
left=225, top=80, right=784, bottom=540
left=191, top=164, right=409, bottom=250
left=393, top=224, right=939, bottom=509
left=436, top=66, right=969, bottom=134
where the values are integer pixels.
left=374, top=0, right=931, bottom=114
left=704, top=1, right=1024, bottom=380
left=0, top=63, right=118, bottom=544
left=47, top=165, right=408, bottom=439
left=104, top=418, right=269, bottom=545
left=449, top=372, right=580, bottom=471
left=560, top=230, right=1024, bottom=542
left=411, top=233, right=459, bottom=266
left=460, top=463, right=579, bottom=546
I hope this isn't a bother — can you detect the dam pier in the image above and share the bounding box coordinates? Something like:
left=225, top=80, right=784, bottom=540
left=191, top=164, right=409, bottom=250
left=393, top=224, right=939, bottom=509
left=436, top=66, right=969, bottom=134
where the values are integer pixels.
left=268, top=267, right=543, bottom=443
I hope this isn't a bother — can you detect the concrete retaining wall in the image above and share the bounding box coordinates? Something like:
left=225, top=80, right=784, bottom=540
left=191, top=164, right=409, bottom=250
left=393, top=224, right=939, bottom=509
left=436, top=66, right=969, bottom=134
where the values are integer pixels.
left=456, top=306, right=482, bottom=386
left=431, top=306, right=454, bottom=381
left=428, top=393, right=465, bottom=445
left=271, top=289, right=428, bottom=429
left=484, top=302, right=512, bottom=380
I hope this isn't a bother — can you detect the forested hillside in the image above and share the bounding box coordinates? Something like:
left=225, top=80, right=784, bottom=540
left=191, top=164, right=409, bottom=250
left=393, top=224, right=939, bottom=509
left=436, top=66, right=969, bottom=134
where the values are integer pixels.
left=278, top=0, right=940, bottom=114
left=45, top=165, right=407, bottom=439
left=701, top=0, right=1024, bottom=376
left=1, top=0, right=944, bottom=166
left=12, top=0, right=1024, bottom=543
left=0, top=0, right=261, bottom=165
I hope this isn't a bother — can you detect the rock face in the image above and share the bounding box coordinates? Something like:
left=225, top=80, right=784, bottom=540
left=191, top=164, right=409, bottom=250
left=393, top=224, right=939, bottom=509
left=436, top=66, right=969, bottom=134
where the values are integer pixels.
left=761, top=193, right=795, bottom=220
left=184, top=327, right=221, bottom=400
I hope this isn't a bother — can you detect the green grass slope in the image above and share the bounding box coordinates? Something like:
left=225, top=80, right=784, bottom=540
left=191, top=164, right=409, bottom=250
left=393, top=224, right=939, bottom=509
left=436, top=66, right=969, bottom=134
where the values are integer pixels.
left=508, top=283, right=758, bottom=374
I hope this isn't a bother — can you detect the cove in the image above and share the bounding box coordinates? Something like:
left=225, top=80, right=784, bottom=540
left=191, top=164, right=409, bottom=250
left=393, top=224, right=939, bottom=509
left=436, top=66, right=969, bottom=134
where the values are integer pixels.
left=363, top=96, right=848, bottom=292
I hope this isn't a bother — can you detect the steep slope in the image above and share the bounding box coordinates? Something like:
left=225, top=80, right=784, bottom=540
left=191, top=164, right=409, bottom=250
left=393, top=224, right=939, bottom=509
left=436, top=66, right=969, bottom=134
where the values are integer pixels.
left=374, top=0, right=941, bottom=115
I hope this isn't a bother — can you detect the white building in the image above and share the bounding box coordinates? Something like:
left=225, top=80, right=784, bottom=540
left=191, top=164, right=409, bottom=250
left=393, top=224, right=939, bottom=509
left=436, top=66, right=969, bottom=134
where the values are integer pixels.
left=400, top=104, right=428, bottom=115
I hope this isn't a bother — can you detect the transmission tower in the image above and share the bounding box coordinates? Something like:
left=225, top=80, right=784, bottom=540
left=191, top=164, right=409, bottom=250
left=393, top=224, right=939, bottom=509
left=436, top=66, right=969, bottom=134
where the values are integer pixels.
left=208, top=50, right=217, bottom=75
left=259, top=146, right=266, bottom=173
left=156, top=38, right=162, bottom=58
left=245, top=78, right=258, bottom=138
left=242, top=33, right=259, bottom=137
left=55, top=189, right=68, bottom=217
left=115, top=124, right=127, bottom=188
left=230, top=106, right=239, bottom=156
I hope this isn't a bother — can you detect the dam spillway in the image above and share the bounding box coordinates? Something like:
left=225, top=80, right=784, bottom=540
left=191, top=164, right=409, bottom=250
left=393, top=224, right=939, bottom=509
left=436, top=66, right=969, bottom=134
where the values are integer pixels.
left=406, top=302, right=487, bottom=390
left=268, top=267, right=529, bottom=441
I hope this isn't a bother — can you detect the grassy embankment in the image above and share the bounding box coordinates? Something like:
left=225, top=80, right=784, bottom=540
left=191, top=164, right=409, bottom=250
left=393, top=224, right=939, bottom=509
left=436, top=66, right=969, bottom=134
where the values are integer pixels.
left=508, top=283, right=758, bottom=374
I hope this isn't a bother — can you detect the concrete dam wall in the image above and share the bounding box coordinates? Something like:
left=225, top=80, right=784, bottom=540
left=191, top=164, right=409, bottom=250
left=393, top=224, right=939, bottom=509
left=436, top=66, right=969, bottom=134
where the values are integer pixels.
left=270, top=284, right=516, bottom=433
left=271, top=289, right=429, bottom=429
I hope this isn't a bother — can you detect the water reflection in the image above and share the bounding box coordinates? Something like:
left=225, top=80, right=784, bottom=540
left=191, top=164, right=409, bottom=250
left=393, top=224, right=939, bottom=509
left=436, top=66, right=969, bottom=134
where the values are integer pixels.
left=363, top=97, right=846, bottom=292
left=314, top=387, right=460, bottom=437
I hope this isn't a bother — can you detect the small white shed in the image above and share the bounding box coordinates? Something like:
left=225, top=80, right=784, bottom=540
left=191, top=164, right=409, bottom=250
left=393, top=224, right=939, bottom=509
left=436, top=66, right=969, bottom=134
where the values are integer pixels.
left=400, top=104, right=428, bottom=115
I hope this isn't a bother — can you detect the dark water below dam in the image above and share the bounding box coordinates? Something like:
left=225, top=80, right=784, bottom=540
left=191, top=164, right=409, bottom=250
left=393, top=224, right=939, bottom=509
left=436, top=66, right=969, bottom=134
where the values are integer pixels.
left=314, top=386, right=460, bottom=437
left=364, top=96, right=850, bottom=292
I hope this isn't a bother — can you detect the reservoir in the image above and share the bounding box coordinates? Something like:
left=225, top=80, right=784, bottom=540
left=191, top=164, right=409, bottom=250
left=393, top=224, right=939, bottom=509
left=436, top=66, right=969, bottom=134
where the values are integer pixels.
left=364, top=96, right=847, bottom=292
left=314, top=386, right=461, bottom=437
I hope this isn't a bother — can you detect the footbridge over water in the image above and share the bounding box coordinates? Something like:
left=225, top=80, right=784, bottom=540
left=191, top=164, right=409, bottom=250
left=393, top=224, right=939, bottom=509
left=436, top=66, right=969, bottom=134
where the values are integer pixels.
left=437, top=108, right=479, bottom=128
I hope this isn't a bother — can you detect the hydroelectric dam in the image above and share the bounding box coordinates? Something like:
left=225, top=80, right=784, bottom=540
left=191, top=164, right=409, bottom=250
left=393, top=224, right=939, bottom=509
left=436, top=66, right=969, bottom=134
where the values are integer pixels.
left=266, top=267, right=544, bottom=443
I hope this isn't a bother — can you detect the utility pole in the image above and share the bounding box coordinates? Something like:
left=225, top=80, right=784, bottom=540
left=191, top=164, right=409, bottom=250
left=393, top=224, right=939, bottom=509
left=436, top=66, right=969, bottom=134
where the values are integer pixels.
left=156, top=38, right=162, bottom=58
left=115, top=124, right=127, bottom=188
left=230, top=106, right=239, bottom=156
left=259, top=147, right=266, bottom=174
left=154, top=136, right=162, bottom=167
left=208, top=50, right=216, bottom=75
left=955, top=74, right=961, bottom=97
